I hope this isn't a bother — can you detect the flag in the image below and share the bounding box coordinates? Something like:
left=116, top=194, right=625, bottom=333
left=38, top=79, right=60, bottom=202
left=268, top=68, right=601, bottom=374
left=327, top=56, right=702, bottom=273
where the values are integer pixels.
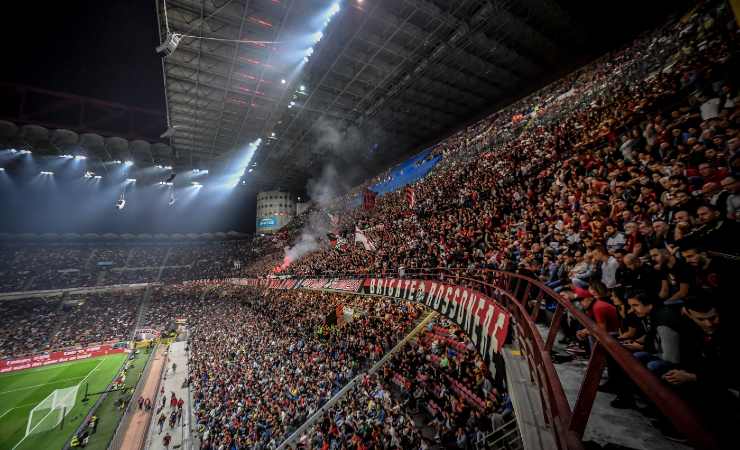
left=405, top=186, right=415, bottom=209
left=327, top=213, right=339, bottom=228
left=354, top=227, right=377, bottom=251
left=362, top=188, right=377, bottom=210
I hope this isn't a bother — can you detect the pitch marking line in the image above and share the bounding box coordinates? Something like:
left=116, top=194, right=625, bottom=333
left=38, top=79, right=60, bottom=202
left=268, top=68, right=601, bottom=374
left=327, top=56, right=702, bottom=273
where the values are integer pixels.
left=0, top=377, right=84, bottom=395
left=0, top=403, right=37, bottom=420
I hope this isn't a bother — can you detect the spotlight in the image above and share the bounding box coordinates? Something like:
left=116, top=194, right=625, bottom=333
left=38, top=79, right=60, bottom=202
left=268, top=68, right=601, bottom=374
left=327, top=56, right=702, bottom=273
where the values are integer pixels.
left=40, top=171, right=54, bottom=175
left=271, top=132, right=276, bottom=137
left=9, top=149, right=17, bottom=153
left=94, top=175, right=102, bottom=179
left=124, top=160, right=134, bottom=166
left=156, top=33, right=182, bottom=57
left=112, top=160, right=122, bottom=164
left=74, top=155, right=87, bottom=160
left=191, top=181, right=202, bottom=186
left=61, top=154, right=73, bottom=159
left=126, top=178, right=136, bottom=183
left=299, top=85, right=306, bottom=92
left=281, top=79, right=286, bottom=84
left=164, top=165, right=173, bottom=170
left=19, top=150, right=32, bottom=155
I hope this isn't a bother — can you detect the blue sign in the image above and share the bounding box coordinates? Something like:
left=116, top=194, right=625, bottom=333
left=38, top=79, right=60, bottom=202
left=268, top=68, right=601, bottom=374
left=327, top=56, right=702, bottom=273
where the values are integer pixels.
left=258, top=217, right=277, bottom=227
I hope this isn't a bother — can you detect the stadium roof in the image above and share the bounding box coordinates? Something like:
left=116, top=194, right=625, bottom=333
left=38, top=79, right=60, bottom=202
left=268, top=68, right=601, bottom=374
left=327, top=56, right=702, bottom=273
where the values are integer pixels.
left=156, top=0, right=587, bottom=191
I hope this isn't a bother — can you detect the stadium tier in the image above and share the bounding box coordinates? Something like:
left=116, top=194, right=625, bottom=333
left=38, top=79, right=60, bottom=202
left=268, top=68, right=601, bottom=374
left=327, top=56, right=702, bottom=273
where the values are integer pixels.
left=0, top=0, right=738, bottom=449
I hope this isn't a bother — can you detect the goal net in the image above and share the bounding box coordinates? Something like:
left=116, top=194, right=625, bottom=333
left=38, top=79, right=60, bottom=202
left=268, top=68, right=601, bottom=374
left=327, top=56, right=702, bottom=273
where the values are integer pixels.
left=25, top=384, right=79, bottom=436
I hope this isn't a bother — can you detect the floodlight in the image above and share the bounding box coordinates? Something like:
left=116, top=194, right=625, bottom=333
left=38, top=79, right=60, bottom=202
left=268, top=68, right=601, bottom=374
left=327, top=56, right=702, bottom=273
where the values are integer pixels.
left=61, top=154, right=73, bottom=159
left=126, top=178, right=136, bottom=183
left=19, top=150, right=32, bottom=155
left=94, top=175, right=102, bottom=179
left=123, top=160, right=134, bottom=166
left=300, top=85, right=306, bottom=92
left=40, top=171, right=54, bottom=175
left=191, top=181, right=202, bottom=186
left=271, top=132, right=276, bottom=137
left=74, top=155, right=87, bottom=160
left=281, top=79, right=286, bottom=84
left=156, top=33, right=182, bottom=57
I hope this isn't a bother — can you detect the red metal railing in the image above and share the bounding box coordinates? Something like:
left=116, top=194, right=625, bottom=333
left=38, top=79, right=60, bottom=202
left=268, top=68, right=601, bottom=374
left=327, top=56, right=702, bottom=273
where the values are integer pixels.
left=259, top=267, right=718, bottom=450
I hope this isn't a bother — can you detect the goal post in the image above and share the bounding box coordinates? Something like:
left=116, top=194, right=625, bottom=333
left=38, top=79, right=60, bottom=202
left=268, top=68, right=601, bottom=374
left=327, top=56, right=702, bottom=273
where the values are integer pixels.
left=25, top=384, right=79, bottom=437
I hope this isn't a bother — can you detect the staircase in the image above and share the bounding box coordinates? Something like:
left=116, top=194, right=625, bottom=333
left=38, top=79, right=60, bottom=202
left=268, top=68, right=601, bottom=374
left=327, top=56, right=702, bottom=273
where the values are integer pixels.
left=131, top=285, right=154, bottom=338
left=155, top=247, right=173, bottom=282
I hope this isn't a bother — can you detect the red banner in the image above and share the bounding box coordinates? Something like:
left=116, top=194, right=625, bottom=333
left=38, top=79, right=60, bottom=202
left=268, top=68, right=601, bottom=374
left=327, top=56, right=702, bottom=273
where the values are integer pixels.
left=226, top=276, right=511, bottom=371
left=361, top=278, right=510, bottom=361
left=0, top=344, right=128, bottom=373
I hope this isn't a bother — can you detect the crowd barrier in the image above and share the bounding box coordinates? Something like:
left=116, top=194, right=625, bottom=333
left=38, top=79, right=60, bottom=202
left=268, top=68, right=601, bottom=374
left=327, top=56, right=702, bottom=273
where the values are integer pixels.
left=226, top=268, right=718, bottom=450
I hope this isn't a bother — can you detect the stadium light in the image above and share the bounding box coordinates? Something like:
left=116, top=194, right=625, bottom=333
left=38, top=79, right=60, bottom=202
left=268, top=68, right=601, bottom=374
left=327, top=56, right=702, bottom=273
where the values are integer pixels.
left=19, top=150, right=32, bottom=155
left=126, top=178, right=136, bottom=183
left=60, top=154, right=73, bottom=159
left=40, top=171, right=54, bottom=175
left=74, top=155, right=87, bottom=160
left=156, top=33, right=182, bottom=57
left=123, top=160, right=134, bottom=166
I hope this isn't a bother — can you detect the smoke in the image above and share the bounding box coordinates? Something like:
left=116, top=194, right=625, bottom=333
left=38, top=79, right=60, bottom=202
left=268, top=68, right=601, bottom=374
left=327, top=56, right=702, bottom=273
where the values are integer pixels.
left=279, top=117, right=390, bottom=270
left=279, top=163, right=354, bottom=269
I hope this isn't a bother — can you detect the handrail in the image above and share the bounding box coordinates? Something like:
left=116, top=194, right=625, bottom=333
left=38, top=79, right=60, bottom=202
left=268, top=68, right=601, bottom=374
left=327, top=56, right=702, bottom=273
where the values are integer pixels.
left=232, top=267, right=719, bottom=449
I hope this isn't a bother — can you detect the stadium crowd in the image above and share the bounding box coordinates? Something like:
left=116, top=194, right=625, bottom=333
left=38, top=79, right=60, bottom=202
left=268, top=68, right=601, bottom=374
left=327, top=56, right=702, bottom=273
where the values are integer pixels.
left=186, top=287, right=425, bottom=449
left=0, top=240, right=256, bottom=292
left=261, top=0, right=739, bottom=443
left=0, top=290, right=142, bottom=358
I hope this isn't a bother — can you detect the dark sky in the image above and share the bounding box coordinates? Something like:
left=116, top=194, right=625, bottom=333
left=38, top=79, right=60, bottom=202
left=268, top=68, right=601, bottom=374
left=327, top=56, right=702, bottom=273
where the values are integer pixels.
left=2, top=0, right=165, bottom=112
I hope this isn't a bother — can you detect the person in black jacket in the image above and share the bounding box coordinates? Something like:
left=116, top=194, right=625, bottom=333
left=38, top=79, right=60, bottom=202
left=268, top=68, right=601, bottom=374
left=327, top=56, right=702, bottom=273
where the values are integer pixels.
left=664, top=296, right=739, bottom=445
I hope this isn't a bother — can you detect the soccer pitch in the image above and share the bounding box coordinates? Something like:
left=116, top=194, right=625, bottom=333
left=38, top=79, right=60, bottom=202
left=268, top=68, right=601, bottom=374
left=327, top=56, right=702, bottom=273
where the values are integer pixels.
left=0, top=353, right=126, bottom=450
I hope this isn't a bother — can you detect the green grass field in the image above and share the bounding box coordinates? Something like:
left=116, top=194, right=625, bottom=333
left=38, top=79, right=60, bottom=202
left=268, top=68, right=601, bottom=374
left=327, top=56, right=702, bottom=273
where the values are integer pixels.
left=0, top=353, right=126, bottom=450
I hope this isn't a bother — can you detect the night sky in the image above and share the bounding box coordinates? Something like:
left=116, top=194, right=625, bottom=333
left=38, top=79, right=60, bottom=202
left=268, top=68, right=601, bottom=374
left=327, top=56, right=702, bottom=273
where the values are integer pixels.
left=2, top=0, right=165, bottom=112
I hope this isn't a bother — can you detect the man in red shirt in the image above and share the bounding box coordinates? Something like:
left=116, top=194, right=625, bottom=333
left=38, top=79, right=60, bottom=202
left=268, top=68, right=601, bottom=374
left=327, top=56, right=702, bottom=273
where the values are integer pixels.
left=574, top=281, right=634, bottom=408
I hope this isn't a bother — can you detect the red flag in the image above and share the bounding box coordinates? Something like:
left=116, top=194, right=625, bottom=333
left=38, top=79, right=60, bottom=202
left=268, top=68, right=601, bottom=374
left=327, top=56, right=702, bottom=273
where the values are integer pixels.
left=362, top=188, right=377, bottom=210
left=405, top=186, right=415, bottom=209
